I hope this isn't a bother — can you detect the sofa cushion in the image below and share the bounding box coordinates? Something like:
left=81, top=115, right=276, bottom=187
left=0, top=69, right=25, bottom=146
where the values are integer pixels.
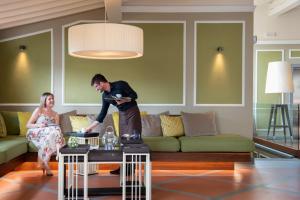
left=17, top=112, right=31, bottom=136
left=0, top=111, right=20, bottom=135
left=179, top=134, right=255, bottom=152
left=181, top=112, right=217, bottom=136
left=69, top=116, right=90, bottom=132
left=0, top=113, right=7, bottom=137
left=28, top=141, right=38, bottom=152
left=59, top=110, right=77, bottom=133
left=0, top=136, right=28, bottom=163
left=142, top=136, right=180, bottom=152
left=160, top=115, right=184, bottom=137
left=100, top=114, right=114, bottom=137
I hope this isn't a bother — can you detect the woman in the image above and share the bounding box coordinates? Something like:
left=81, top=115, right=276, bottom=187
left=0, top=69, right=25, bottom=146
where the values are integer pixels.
left=26, top=92, right=65, bottom=176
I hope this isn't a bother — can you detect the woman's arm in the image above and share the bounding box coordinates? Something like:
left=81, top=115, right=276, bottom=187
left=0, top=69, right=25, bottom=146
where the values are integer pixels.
left=54, top=112, right=59, bottom=125
left=26, top=108, right=44, bottom=128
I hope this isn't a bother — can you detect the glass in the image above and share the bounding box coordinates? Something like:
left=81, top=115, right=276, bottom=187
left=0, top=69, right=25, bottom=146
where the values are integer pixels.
left=102, top=126, right=118, bottom=150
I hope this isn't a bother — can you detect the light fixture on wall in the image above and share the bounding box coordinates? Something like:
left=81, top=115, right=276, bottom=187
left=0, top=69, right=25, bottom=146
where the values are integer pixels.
left=19, top=45, right=26, bottom=51
left=68, top=1, right=143, bottom=60
left=265, top=61, right=294, bottom=143
left=217, top=46, right=224, bottom=52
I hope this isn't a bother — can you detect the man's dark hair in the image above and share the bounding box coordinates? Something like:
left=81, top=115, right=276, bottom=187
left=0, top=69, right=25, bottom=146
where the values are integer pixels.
left=91, top=74, right=108, bottom=86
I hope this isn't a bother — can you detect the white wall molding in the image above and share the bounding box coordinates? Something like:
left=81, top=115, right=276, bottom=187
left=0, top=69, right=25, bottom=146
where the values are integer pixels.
left=122, top=5, right=255, bottom=13
left=289, top=49, right=300, bottom=59
left=0, top=29, right=53, bottom=106
left=62, top=20, right=186, bottom=106
left=193, top=21, right=245, bottom=107
left=257, top=40, right=300, bottom=45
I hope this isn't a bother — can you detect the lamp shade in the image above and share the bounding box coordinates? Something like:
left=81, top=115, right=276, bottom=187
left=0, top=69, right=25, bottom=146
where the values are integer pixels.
left=265, top=61, right=294, bottom=93
left=68, top=23, right=143, bottom=59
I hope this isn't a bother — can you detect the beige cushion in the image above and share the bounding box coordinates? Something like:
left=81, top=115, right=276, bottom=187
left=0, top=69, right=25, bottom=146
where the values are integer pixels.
left=181, top=112, right=217, bottom=136
left=141, top=111, right=169, bottom=137
left=160, top=115, right=184, bottom=137
left=59, top=110, right=77, bottom=133
left=0, top=113, right=7, bottom=137
left=100, top=114, right=115, bottom=137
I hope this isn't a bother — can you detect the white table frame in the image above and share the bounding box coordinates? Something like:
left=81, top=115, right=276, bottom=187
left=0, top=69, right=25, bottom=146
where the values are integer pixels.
left=58, top=150, right=151, bottom=200
left=58, top=152, right=88, bottom=200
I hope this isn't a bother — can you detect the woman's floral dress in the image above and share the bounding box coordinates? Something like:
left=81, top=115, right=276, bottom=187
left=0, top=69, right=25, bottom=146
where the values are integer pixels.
left=26, top=114, right=65, bottom=164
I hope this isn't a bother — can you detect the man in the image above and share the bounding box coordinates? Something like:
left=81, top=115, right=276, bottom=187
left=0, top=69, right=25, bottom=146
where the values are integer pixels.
left=85, top=74, right=142, bottom=174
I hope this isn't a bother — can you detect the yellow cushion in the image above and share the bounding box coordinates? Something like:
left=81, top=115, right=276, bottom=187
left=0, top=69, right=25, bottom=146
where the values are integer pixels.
left=0, top=113, right=7, bottom=137
left=160, top=115, right=184, bottom=137
left=69, top=116, right=90, bottom=132
left=17, top=112, right=32, bottom=136
left=112, top=112, right=120, bottom=136
left=112, top=111, right=147, bottom=136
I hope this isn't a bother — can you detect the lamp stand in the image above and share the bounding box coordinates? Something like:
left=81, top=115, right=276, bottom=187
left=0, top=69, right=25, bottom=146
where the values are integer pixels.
left=267, top=104, right=293, bottom=143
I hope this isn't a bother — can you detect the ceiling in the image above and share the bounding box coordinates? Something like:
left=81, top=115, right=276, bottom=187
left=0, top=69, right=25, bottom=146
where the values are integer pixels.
left=254, top=0, right=300, bottom=16
left=0, top=0, right=254, bottom=30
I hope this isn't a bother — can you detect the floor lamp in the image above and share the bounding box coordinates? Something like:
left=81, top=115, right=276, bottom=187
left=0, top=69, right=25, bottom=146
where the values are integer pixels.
left=265, top=61, right=294, bottom=143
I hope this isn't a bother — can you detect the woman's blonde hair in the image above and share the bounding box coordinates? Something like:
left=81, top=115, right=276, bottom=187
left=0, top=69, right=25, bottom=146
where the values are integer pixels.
left=40, top=92, right=54, bottom=108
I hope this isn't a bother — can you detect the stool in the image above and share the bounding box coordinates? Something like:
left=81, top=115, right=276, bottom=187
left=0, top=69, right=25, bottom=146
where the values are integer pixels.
left=267, top=104, right=293, bottom=143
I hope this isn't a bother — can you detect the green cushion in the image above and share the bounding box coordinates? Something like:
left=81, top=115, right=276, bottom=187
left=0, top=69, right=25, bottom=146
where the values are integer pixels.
left=0, top=151, right=5, bottom=164
left=179, top=134, right=255, bottom=152
left=28, top=141, right=38, bottom=152
left=0, top=111, right=20, bottom=135
left=143, top=136, right=180, bottom=152
left=0, top=136, right=27, bottom=163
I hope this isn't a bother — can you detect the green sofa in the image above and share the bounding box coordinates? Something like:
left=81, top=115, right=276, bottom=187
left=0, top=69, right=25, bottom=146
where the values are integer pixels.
left=0, top=111, right=255, bottom=176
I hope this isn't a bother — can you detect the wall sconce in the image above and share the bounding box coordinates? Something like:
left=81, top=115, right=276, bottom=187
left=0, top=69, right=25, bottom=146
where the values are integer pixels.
left=217, top=46, right=224, bottom=52
left=19, top=45, right=26, bottom=51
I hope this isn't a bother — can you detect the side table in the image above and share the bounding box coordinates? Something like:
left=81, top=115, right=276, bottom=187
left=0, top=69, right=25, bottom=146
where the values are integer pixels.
left=66, top=132, right=100, bottom=175
left=58, top=144, right=89, bottom=200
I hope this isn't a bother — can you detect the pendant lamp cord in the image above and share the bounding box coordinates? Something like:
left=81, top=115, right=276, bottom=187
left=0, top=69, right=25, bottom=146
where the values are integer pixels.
left=104, top=0, right=107, bottom=23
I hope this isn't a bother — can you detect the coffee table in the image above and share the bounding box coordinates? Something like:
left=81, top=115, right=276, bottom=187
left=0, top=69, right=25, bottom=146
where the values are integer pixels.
left=58, top=144, right=151, bottom=200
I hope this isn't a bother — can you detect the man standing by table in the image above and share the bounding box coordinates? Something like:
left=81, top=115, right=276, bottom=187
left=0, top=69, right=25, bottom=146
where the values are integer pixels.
left=85, top=73, right=142, bottom=174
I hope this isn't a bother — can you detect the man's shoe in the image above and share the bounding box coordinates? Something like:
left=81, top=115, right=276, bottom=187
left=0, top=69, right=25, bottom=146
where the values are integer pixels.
left=110, top=168, right=120, bottom=175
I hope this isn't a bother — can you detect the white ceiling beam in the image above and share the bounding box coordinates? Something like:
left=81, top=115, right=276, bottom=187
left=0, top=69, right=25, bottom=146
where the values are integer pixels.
left=0, top=0, right=93, bottom=18
left=269, top=0, right=300, bottom=16
left=0, top=3, right=104, bottom=30
left=0, top=1, right=103, bottom=25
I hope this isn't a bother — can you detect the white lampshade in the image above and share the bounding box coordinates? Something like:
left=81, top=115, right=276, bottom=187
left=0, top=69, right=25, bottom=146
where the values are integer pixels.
left=265, top=61, right=294, bottom=93
left=68, top=23, right=143, bottom=59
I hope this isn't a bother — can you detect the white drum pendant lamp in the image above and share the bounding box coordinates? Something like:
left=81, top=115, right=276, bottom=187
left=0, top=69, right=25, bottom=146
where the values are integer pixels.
left=68, top=22, right=143, bottom=59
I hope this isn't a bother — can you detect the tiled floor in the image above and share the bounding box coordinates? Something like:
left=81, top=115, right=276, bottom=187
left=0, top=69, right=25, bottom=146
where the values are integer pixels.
left=1, top=159, right=300, bottom=200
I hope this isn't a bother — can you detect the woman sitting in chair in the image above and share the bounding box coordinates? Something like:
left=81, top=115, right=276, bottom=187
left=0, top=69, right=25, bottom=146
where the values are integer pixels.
left=26, top=92, right=65, bottom=176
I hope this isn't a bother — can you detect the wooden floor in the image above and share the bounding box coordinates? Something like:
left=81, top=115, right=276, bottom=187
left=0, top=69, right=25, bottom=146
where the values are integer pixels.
left=1, top=159, right=300, bottom=200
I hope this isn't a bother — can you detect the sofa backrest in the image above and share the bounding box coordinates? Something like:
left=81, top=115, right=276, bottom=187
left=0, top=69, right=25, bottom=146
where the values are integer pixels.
left=0, top=111, right=20, bottom=135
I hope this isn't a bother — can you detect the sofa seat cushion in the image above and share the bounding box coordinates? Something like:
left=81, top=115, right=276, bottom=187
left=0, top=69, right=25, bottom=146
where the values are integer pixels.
left=0, top=136, right=28, bottom=164
left=179, top=134, right=255, bottom=152
left=143, top=136, right=180, bottom=152
left=28, top=141, right=38, bottom=152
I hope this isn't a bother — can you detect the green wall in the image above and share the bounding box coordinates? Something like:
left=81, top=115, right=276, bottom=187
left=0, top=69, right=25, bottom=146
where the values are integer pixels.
left=255, top=50, right=283, bottom=129
left=290, top=50, right=300, bottom=58
left=256, top=51, right=282, bottom=104
left=196, top=23, right=243, bottom=104
left=0, top=31, right=51, bottom=104
left=64, top=23, right=184, bottom=104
